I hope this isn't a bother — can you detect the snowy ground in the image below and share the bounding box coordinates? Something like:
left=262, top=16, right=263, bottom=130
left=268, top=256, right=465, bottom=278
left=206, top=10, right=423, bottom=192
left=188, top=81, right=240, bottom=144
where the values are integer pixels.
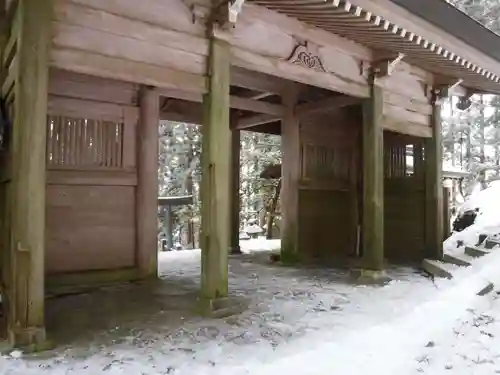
left=1, top=237, right=500, bottom=375
left=409, top=289, right=500, bottom=375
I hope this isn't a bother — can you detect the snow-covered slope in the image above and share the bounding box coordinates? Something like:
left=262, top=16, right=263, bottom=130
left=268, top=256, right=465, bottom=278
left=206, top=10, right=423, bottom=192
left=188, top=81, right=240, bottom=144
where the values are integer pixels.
left=445, top=181, right=500, bottom=254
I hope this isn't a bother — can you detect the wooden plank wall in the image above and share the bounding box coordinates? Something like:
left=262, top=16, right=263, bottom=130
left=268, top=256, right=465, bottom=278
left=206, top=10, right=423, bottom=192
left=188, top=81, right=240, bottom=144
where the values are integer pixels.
left=45, top=69, right=139, bottom=274
left=384, top=132, right=426, bottom=262
left=380, top=68, right=433, bottom=139
left=298, top=107, right=361, bottom=261
left=51, top=0, right=207, bottom=93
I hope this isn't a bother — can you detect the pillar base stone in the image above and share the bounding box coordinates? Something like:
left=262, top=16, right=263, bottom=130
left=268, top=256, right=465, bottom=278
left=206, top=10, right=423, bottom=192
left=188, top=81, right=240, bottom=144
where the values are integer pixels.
left=350, top=268, right=391, bottom=285
left=7, top=327, right=54, bottom=353
left=197, top=296, right=247, bottom=319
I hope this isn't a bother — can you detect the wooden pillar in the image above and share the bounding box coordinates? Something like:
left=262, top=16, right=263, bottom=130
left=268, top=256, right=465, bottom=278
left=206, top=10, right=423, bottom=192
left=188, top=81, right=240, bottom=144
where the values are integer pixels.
left=425, top=99, right=444, bottom=259
left=137, top=86, right=160, bottom=278
left=200, top=34, right=231, bottom=302
left=280, top=83, right=300, bottom=262
left=6, top=0, right=53, bottom=347
left=361, top=83, right=384, bottom=271
left=229, top=127, right=241, bottom=254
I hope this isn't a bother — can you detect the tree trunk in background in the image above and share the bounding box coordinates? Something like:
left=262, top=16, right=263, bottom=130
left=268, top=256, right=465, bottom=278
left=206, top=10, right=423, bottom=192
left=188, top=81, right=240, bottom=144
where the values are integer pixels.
left=479, top=95, right=487, bottom=190
left=466, top=122, right=472, bottom=171
left=266, top=179, right=281, bottom=239
left=186, top=125, right=195, bottom=248
left=449, top=97, right=456, bottom=166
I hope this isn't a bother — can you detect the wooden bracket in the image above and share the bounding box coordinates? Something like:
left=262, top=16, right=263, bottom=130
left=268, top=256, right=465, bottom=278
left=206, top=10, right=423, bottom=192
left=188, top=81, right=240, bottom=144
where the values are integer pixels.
left=228, top=0, right=246, bottom=23
left=372, top=52, right=405, bottom=77
left=190, top=5, right=202, bottom=24
left=434, top=79, right=463, bottom=101
left=205, top=0, right=245, bottom=30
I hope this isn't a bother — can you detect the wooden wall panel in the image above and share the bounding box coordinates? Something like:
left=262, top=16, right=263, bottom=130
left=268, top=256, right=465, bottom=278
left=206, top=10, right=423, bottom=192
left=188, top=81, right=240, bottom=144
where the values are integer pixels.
left=297, top=107, right=361, bottom=260
left=384, top=187, right=426, bottom=262
left=51, top=0, right=207, bottom=92
left=299, top=189, right=355, bottom=261
left=45, top=185, right=136, bottom=273
left=383, top=133, right=426, bottom=262
left=45, top=69, right=139, bottom=275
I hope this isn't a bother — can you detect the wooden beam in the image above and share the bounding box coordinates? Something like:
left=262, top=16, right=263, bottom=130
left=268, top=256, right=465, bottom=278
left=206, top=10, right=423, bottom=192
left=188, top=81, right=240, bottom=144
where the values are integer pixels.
left=160, top=109, right=203, bottom=125
left=158, top=88, right=285, bottom=116
left=231, top=66, right=285, bottom=94
left=361, top=83, right=384, bottom=270
left=424, top=95, right=444, bottom=259
left=51, top=48, right=207, bottom=94
left=136, top=86, right=159, bottom=279
left=200, top=35, right=231, bottom=303
left=383, top=116, right=432, bottom=138
left=7, top=0, right=52, bottom=348
left=296, top=95, right=361, bottom=117
left=235, top=113, right=280, bottom=130
left=280, top=82, right=300, bottom=262
left=250, top=92, right=274, bottom=100
left=230, top=96, right=285, bottom=116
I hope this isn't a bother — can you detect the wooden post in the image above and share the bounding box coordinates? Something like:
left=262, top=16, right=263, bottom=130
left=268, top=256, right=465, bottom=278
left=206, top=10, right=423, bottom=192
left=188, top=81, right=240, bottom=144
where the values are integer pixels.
left=6, top=0, right=53, bottom=347
left=280, top=83, right=300, bottom=263
left=361, top=83, right=384, bottom=271
left=229, top=127, right=241, bottom=254
left=425, top=97, right=444, bottom=259
left=200, top=34, right=231, bottom=303
left=137, top=86, right=160, bottom=278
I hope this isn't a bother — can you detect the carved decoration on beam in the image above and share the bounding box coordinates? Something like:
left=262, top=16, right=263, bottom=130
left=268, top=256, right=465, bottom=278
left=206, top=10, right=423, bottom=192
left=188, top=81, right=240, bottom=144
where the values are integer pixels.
left=287, top=42, right=326, bottom=73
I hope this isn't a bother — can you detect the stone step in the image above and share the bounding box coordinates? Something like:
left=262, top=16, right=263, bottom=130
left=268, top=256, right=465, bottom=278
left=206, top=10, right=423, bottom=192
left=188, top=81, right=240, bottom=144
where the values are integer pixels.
left=442, top=253, right=473, bottom=267
left=465, top=246, right=490, bottom=258
left=422, top=259, right=455, bottom=279
left=484, top=240, right=500, bottom=250
left=477, top=282, right=495, bottom=296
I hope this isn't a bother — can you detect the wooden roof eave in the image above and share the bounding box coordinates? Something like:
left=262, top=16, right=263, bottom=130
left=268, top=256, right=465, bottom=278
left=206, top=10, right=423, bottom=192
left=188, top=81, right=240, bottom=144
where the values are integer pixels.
left=249, top=0, right=500, bottom=95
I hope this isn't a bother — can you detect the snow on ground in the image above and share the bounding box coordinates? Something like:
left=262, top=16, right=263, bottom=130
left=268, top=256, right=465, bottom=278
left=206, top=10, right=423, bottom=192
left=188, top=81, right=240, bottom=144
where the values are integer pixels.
left=240, top=237, right=281, bottom=253
left=408, top=285, right=500, bottom=374
left=445, top=180, right=500, bottom=254
left=2, top=236, right=500, bottom=375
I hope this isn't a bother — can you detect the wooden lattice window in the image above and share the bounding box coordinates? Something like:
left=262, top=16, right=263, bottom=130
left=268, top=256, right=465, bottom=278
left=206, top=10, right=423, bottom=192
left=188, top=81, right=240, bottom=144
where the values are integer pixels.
left=301, top=143, right=350, bottom=181
left=46, top=115, right=124, bottom=169
left=384, top=143, right=407, bottom=178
